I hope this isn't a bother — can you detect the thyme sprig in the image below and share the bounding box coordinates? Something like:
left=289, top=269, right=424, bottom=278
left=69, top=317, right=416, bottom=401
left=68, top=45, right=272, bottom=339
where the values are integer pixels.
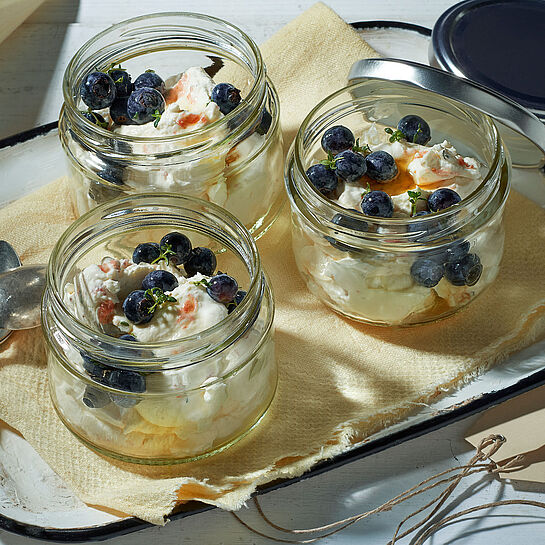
left=384, top=127, right=405, bottom=143
left=353, top=138, right=371, bottom=155
left=319, top=152, right=338, bottom=170
left=151, top=242, right=175, bottom=264
left=144, top=287, right=177, bottom=314
left=407, top=188, right=428, bottom=216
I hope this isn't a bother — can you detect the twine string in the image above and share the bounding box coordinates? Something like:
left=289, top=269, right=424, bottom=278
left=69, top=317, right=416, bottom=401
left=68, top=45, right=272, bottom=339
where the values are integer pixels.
left=231, top=434, right=544, bottom=544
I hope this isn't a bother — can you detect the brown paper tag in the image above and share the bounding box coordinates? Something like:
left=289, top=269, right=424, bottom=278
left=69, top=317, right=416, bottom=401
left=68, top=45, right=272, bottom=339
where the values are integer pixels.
left=466, top=384, right=545, bottom=483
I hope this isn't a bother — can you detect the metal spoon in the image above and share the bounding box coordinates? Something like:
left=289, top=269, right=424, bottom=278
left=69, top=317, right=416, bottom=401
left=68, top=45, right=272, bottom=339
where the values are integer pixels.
left=0, top=241, right=46, bottom=339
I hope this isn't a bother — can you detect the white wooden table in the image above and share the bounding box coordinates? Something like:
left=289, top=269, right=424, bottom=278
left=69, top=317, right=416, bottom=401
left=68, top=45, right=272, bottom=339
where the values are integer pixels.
left=1, top=1, right=544, bottom=544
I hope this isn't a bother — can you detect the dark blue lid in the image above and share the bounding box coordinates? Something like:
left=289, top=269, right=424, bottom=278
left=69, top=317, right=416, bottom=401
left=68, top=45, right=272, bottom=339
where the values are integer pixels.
left=432, top=0, right=545, bottom=120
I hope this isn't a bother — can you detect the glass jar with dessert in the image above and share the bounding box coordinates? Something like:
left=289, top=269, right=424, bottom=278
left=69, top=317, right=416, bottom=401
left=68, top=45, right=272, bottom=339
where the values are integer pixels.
left=59, top=12, right=283, bottom=239
left=285, top=81, right=511, bottom=326
left=42, top=194, right=276, bottom=464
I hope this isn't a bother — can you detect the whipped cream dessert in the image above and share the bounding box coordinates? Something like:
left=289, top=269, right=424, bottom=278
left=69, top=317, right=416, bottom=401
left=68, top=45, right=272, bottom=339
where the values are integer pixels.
left=51, top=233, right=276, bottom=461
left=294, top=117, right=504, bottom=325
left=67, top=65, right=283, bottom=231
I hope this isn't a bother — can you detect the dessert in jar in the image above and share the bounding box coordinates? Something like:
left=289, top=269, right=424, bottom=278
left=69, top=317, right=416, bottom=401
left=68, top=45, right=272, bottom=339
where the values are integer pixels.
left=42, top=194, right=276, bottom=464
left=59, top=12, right=283, bottom=239
left=285, top=81, right=511, bottom=326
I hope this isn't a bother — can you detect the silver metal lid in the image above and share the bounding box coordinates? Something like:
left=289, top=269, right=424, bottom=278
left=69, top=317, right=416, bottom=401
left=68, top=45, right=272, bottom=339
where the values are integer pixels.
left=348, top=58, right=545, bottom=168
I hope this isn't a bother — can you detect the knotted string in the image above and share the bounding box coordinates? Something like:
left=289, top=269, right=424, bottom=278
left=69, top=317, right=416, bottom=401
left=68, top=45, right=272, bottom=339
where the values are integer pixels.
left=231, top=434, right=543, bottom=544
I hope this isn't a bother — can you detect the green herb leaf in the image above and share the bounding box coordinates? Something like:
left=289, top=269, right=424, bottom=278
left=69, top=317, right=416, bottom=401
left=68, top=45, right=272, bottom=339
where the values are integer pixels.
left=384, top=127, right=405, bottom=143
left=144, top=287, right=177, bottom=314
left=145, top=69, right=155, bottom=73
left=407, top=188, right=428, bottom=216
left=191, top=278, right=211, bottom=289
left=413, top=124, right=423, bottom=143
left=319, top=152, right=338, bottom=170
left=119, top=320, right=129, bottom=327
left=105, top=62, right=126, bottom=74
left=151, top=242, right=175, bottom=264
left=353, top=138, right=371, bottom=155
left=152, top=109, right=162, bottom=129
left=361, top=182, right=371, bottom=198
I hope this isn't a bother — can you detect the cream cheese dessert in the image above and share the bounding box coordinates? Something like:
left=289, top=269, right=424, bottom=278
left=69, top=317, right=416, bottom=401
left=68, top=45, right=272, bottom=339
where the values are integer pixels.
left=51, top=231, right=276, bottom=460
left=66, top=65, right=283, bottom=231
left=293, top=115, right=505, bottom=325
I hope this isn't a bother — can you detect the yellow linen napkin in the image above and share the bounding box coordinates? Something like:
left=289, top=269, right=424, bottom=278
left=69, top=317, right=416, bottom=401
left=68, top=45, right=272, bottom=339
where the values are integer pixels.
left=1, top=2, right=545, bottom=526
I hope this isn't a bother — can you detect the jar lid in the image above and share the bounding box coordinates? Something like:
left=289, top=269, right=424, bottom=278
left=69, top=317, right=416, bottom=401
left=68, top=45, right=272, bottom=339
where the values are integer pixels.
left=430, top=0, right=545, bottom=121
left=348, top=58, right=545, bottom=168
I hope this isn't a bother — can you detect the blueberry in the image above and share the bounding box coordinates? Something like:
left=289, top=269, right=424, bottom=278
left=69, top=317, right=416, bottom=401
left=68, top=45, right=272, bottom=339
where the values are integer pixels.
left=206, top=274, right=238, bottom=304
left=80, top=71, right=116, bottom=110
left=82, top=385, right=111, bottom=409
left=127, top=87, right=165, bottom=125
left=361, top=190, right=394, bottom=218
left=132, top=243, right=160, bottom=264
left=142, top=270, right=179, bottom=292
left=81, top=353, right=112, bottom=386
left=109, top=69, right=133, bottom=97
left=256, top=109, right=272, bottom=135
left=159, top=232, right=192, bottom=265
left=365, top=151, right=398, bottom=182
left=305, top=164, right=338, bottom=196
left=332, top=211, right=368, bottom=231
left=97, top=166, right=124, bottom=186
left=123, top=290, right=154, bottom=324
left=443, top=240, right=470, bottom=263
left=119, top=334, right=137, bottom=341
left=110, top=97, right=133, bottom=125
left=211, top=83, right=242, bottom=115
left=334, top=150, right=367, bottom=182
left=444, top=253, right=482, bottom=286
left=184, top=247, right=217, bottom=277
left=107, top=369, right=146, bottom=393
left=410, top=258, right=444, bottom=288
left=83, top=111, right=107, bottom=127
left=112, top=139, right=132, bottom=154
left=428, top=188, right=461, bottom=212
left=321, top=125, right=354, bottom=155
left=227, top=289, right=247, bottom=313
left=133, top=71, right=165, bottom=95
left=398, top=115, right=431, bottom=145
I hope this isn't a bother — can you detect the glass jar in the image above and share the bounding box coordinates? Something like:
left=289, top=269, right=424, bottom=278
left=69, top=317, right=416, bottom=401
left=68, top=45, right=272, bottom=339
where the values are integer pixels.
left=59, top=12, right=283, bottom=239
left=285, top=81, right=511, bottom=326
left=42, top=194, right=276, bottom=464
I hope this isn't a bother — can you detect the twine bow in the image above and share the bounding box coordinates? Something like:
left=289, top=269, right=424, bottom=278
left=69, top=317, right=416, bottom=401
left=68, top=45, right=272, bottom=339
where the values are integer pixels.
left=231, top=434, right=545, bottom=544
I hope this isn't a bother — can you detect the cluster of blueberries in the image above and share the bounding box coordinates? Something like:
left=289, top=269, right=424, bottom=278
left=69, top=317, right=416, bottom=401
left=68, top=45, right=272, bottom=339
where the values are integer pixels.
left=310, top=116, right=483, bottom=290
left=80, top=66, right=167, bottom=127
left=80, top=231, right=245, bottom=409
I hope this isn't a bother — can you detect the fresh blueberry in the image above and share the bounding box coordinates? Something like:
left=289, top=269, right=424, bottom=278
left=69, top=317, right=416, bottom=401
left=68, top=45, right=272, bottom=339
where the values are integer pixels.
left=428, top=188, right=461, bottom=212
left=206, top=274, right=238, bottom=304
left=410, top=258, right=444, bottom=288
left=365, top=151, right=398, bottom=182
left=159, top=232, right=192, bottom=265
left=321, top=125, right=354, bottom=155
left=112, top=139, right=132, bottom=154
left=123, top=290, right=154, bottom=324
left=332, top=211, right=368, bottom=231
left=80, top=71, right=116, bottom=110
left=443, top=240, right=470, bottom=263
left=142, top=270, right=179, bottom=292
left=133, top=71, right=165, bottom=95
left=83, top=111, right=107, bottom=127
left=97, top=166, right=124, bottom=186
left=211, top=83, right=242, bottom=115
left=256, top=109, right=272, bottom=135
left=305, top=164, right=338, bottom=196
left=184, top=247, right=217, bottom=277
left=334, top=150, right=367, bottom=182
left=110, top=97, right=133, bottom=125
left=132, top=243, right=160, bottom=264
left=227, top=289, right=247, bottom=313
left=81, top=353, right=112, bottom=386
left=127, top=87, right=165, bottom=125
left=119, top=334, right=137, bottom=341
left=361, top=190, right=394, bottom=218
left=397, top=115, right=431, bottom=145
left=82, top=385, right=111, bottom=409
left=325, top=210, right=368, bottom=252
left=109, top=69, right=133, bottom=97
left=444, top=253, right=482, bottom=286
left=107, top=369, right=146, bottom=393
